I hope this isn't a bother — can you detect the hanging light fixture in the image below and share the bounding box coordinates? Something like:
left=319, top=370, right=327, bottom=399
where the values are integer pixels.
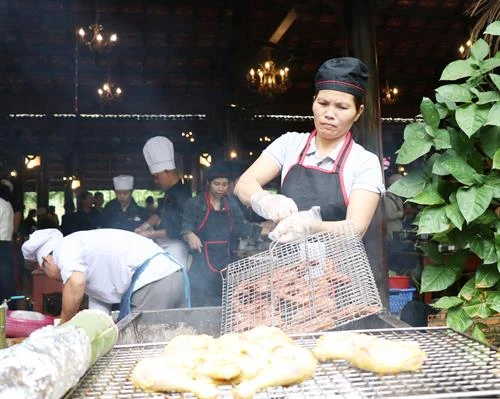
left=24, top=155, right=41, bottom=169
left=97, top=81, right=123, bottom=103
left=247, top=60, right=291, bottom=97
left=77, top=24, right=117, bottom=52
left=381, top=80, right=399, bottom=105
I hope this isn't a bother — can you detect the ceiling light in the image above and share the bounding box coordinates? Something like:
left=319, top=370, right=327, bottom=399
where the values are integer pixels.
left=78, top=24, right=117, bottom=52
left=247, top=60, right=290, bottom=97
left=381, top=80, right=399, bottom=105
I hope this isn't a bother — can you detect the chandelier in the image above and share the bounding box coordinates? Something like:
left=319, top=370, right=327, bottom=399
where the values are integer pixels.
left=78, top=24, right=117, bottom=51
left=381, top=80, right=399, bottom=105
left=247, top=60, right=291, bottom=97
left=97, top=81, right=123, bottom=102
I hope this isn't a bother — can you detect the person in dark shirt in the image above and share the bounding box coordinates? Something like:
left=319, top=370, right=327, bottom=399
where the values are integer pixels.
left=181, top=166, right=249, bottom=306
left=102, top=175, right=148, bottom=232
left=137, top=136, right=191, bottom=267
left=61, top=191, right=101, bottom=235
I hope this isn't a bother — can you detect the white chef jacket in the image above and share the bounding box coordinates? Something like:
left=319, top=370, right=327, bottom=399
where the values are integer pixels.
left=0, top=198, right=14, bottom=241
left=52, top=229, right=181, bottom=313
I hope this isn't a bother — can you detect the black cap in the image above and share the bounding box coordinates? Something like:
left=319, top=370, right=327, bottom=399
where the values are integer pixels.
left=314, top=57, right=368, bottom=97
left=206, top=165, right=230, bottom=182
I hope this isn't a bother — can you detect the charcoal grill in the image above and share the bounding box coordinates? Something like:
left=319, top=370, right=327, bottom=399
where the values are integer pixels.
left=64, top=308, right=500, bottom=398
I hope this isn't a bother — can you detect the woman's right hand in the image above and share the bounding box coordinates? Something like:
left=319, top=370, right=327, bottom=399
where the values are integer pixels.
left=183, top=232, right=203, bottom=253
left=250, top=191, right=298, bottom=222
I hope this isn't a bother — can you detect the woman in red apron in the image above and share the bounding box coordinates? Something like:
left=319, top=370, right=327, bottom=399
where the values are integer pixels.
left=181, top=167, right=249, bottom=306
left=234, top=57, right=385, bottom=241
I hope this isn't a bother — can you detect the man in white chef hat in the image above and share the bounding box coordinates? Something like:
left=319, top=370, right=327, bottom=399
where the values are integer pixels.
left=22, top=228, right=189, bottom=323
left=136, top=136, right=191, bottom=268
left=102, top=174, right=148, bottom=232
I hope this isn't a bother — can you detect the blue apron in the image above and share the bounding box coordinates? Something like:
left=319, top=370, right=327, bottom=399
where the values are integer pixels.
left=118, top=252, right=191, bottom=321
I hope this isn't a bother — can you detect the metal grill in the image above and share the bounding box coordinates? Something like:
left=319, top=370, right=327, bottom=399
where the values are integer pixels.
left=65, top=327, right=500, bottom=398
left=221, top=226, right=382, bottom=334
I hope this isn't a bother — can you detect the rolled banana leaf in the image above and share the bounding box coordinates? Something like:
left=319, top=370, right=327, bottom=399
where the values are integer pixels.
left=0, top=309, right=118, bottom=399
left=61, top=309, right=119, bottom=366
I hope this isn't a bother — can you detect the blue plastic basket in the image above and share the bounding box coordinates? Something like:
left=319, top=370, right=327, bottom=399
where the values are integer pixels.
left=389, top=288, right=416, bottom=314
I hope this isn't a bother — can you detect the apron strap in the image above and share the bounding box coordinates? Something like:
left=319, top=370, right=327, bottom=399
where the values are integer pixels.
left=118, top=251, right=191, bottom=321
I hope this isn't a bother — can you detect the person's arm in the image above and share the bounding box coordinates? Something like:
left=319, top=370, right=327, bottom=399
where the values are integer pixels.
left=234, top=154, right=281, bottom=206
left=60, top=271, right=86, bottom=324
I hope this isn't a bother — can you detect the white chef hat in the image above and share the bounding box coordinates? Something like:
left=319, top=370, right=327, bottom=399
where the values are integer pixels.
left=113, top=175, right=134, bottom=191
left=1, top=179, right=13, bottom=192
left=22, top=228, right=63, bottom=266
left=143, top=136, right=176, bottom=174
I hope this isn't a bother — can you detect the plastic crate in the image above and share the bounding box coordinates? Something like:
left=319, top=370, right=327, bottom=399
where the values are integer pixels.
left=389, top=288, right=416, bottom=314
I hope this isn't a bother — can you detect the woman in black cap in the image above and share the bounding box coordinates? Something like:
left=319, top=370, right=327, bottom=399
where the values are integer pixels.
left=181, top=165, right=249, bottom=306
left=235, top=57, right=385, bottom=242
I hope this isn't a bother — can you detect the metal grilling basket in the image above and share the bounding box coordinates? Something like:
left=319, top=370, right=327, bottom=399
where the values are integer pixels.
left=221, top=223, right=383, bottom=334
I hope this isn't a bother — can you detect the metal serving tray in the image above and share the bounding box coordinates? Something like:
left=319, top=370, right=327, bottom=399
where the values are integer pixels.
left=66, top=325, right=500, bottom=398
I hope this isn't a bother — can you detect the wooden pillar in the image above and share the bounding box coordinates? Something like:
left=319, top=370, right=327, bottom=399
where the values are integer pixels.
left=342, top=1, right=388, bottom=308
left=36, top=153, right=49, bottom=210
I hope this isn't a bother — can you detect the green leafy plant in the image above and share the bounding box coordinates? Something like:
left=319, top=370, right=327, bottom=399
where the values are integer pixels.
left=389, top=21, right=500, bottom=344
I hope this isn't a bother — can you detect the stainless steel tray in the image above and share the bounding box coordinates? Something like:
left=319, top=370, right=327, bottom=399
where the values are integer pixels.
left=115, top=306, right=408, bottom=345
left=66, top=327, right=500, bottom=398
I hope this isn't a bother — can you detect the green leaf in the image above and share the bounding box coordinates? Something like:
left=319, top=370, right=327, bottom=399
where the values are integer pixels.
left=479, top=125, right=500, bottom=159
left=470, top=39, right=489, bottom=61
left=447, top=306, right=473, bottom=332
left=463, top=300, right=493, bottom=319
left=486, top=291, right=500, bottom=312
left=485, top=102, right=500, bottom=127
left=471, top=324, right=488, bottom=345
left=440, top=59, right=476, bottom=81
left=435, top=103, right=449, bottom=119
left=456, top=185, right=493, bottom=223
left=432, top=129, right=452, bottom=150
left=410, top=185, right=445, bottom=205
left=455, top=103, right=490, bottom=137
left=481, top=57, right=500, bottom=73
left=396, top=123, right=433, bottom=164
left=449, top=127, right=472, bottom=159
left=484, top=174, right=500, bottom=198
left=459, top=277, right=478, bottom=301
left=496, top=233, right=500, bottom=272
left=471, top=239, right=498, bottom=265
left=435, top=84, right=472, bottom=103
left=418, top=242, right=443, bottom=263
left=490, top=73, right=500, bottom=91
left=420, top=262, right=461, bottom=292
left=432, top=150, right=481, bottom=185
left=494, top=149, right=500, bottom=170
left=475, top=209, right=499, bottom=225
left=388, top=171, right=427, bottom=198
left=433, top=296, right=463, bottom=309
left=475, top=90, right=500, bottom=104
left=436, top=92, right=458, bottom=110
left=417, top=206, right=450, bottom=234
left=475, top=264, right=500, bottom=288
left=484, top=21, right=500, bottom=35
left=420, top=97, right=441, bottom=128
left=445, top=201, right=465, bottom=230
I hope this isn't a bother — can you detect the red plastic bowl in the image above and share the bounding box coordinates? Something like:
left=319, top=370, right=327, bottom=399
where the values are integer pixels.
left=6, top=310, right=55, bottom=338
left=389, top=275, right=410, bottom=289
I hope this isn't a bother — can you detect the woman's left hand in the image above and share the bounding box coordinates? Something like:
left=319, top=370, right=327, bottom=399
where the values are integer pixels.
left=269, top=207, right=321, bottom=243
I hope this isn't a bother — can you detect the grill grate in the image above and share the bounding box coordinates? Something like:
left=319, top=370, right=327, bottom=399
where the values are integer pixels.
left=221, top=226, right=383, bottom=334
left=65, top=327, right=500, bottom=398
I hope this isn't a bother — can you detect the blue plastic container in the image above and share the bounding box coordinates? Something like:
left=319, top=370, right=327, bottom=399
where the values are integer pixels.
left=389, top=288, right=416, bottom=314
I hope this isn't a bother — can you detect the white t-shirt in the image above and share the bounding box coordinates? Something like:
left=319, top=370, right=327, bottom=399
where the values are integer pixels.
left=263, top=132, right=385, bottom=197
left=0, top=198, right=13, bottom=241
left=52, top=229, right=181, bottom=312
